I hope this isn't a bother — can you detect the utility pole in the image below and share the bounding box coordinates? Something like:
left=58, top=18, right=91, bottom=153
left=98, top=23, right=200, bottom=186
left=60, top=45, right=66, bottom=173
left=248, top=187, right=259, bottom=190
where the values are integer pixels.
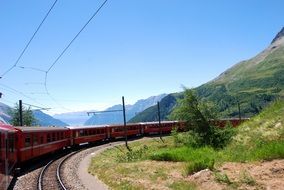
left=157, top=101, right=164, bottom=142
left=122, top=96, right=131, bottom=151
left=19, top=100, right=23, bottom=126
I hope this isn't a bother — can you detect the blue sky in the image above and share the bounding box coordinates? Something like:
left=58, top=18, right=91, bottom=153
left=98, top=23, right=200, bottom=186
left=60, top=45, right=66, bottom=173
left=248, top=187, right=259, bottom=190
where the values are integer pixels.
left=0, top=0, right=283, bottom=114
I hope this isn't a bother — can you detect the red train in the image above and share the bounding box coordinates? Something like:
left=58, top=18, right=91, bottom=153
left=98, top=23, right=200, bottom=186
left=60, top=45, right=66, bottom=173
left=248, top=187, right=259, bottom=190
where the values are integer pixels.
left=0, top=119, right=244, bottom=190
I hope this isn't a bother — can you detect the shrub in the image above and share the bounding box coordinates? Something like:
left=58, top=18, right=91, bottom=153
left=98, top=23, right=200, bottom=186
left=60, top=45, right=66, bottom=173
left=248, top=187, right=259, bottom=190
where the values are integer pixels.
left=208, top=122, right=237, bottom=149
left=150, top=146, right=216, bottom=162
left=214, top=172, right=232, bottom=184
left=171, top=129, right=202, bottom=148
left=186, top=158, right=215, bottom=175
left=116, top=145, right=149, bottom=162
left=240, top=170, right=256, bottom=186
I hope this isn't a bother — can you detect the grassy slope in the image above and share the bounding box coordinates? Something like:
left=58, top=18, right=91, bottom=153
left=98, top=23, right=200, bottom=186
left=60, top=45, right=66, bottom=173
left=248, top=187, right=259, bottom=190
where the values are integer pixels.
left=89, top=100, right=284, bottom=190
left=196, top=45, right=284, bottom=118
left=131, top=36, right=284, bottom=122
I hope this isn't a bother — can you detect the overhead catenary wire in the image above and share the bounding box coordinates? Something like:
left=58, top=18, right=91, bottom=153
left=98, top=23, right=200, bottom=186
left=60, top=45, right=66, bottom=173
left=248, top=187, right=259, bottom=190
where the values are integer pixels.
left=43, top=0, right=108, bottom=111
left=1, top=1, right=109, bottom=114
left=22, top=102, right=51, bottom=110
left=45, top=0, right=108, bottom=74
left=0, top=83, right=48, bottom=108
left=18, top=66, right=46, bottom=73
left=0, top=0, right=58, bottom=78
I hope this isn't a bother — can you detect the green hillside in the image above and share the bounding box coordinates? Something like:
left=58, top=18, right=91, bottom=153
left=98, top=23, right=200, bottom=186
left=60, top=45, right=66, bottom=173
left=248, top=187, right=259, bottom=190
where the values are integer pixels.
left=130, top=27, right=284, bottom=122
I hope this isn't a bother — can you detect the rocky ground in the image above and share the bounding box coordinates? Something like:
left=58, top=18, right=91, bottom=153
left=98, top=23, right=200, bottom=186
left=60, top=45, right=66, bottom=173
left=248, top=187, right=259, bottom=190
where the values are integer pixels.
left=189, top=159, right=284, bottom=190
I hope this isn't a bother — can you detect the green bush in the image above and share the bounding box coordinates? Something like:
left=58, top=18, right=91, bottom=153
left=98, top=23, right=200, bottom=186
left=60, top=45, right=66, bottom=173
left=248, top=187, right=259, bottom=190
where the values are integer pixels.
left=214, top=172, right=232, bottom=184
left=240, top=170, right=256, bottom=186
left=171, top=129, right=202, bottom=148
left=253, top=140, right=284, bottom=160
left=150, top=146, right=216, bottom=163
left=186, top=158, right=215, bottom=175
left=208, top=122, right=237, bottom=149
left=116, top=145, right=149, bottom=162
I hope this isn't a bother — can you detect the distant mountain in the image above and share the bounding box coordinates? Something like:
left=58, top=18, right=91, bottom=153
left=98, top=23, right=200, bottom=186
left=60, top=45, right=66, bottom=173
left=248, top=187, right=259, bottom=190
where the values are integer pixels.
left=53, top=111, right=94, bottom=126
left=0, top=102, right=12, bottom=123
left=33, top=110, right=68, bottom=126
left=84, top=94, right=167, bottom=125
left=131, top=27, right=284, bottom=122
left=0, top=102, right=68, bottom=126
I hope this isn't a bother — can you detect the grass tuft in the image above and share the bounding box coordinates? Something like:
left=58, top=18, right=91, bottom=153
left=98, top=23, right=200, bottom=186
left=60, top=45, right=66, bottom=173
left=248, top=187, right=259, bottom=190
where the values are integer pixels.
left=186, top=158, right=215, bottom=175
left=214, top=172, right=232, bottom=184
left=239, top=170, right=256, bottom=186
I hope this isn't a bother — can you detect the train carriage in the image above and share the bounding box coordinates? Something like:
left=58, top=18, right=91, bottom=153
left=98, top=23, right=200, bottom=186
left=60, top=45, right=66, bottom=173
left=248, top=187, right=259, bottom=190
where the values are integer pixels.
left=67, top=125, right=109, bottom=146
left=0, top=124, right=17, bottom=190
left=143, top=121, right=178, bottom=135
left=108, top=123, right=142, bottom=139
left=14, top=126, right=70, bottom=163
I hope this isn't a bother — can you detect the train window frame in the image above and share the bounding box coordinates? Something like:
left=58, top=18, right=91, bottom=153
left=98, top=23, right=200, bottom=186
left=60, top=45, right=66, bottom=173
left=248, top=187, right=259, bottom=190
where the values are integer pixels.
left=79, top=130, right=84, bottom=136
left=47, top=133, right=51, bottom=143
left=40, top=135, right=44, bottom=144
left=25, top=135, right=31, bottom=147
left=52, top=133, right=56, bottom=141
left=33, top=134, right=38, bottom=145
left=8, top=134, right=15, bottom=152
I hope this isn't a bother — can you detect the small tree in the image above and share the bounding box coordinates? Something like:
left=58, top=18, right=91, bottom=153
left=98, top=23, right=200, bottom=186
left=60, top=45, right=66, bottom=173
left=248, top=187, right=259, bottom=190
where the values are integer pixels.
left=170, top=88, right=235, bottom=148
left=9, top=103, right=37, bottom=126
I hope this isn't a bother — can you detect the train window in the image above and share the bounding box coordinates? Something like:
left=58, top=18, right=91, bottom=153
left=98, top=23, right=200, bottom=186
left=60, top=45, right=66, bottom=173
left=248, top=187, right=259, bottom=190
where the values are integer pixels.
left=8, top=134, right=14, bottom=152
left=40, top=136, right=44, bottom=144
left=25, top=135, right=31, bottom=147
left=61, top=132, right=64, bottom=139
left=33, top=135, right=38, bottom=145
left=79, top=130, right=84, bottom=136
left=47, top=134, right=51, bottom=142
left=52, top=133, right=56, bottom=141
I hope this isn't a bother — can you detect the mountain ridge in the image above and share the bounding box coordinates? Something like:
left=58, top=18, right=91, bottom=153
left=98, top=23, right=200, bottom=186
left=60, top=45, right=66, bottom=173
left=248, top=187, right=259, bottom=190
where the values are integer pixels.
left=84, top=94, right=167, bottom=125
left=0, top=102, right=68, bottom=126
left=130, top=27, right=284, bottom=122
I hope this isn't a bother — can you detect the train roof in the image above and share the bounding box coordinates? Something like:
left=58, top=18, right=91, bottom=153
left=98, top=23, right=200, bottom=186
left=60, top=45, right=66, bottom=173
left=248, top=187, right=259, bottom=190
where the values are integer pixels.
left=139, top=121, right=178, bottom=124
left=14, top=126, right=68, bottom=132
left=66, top=125, right=109, bottom=130
left=0, top=123, right=18, bottom=132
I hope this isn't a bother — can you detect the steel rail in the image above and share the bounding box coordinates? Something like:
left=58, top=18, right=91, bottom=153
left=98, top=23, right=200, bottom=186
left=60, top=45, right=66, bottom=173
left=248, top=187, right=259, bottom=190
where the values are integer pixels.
left=56, top=151, right=78, bottom=190
left=38, top=160, right=54, bottom=190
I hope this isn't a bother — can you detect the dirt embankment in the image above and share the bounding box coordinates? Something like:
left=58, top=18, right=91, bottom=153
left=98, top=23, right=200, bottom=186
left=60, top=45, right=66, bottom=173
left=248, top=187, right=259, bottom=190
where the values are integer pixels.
left=189, top=159, right=284, bottom=190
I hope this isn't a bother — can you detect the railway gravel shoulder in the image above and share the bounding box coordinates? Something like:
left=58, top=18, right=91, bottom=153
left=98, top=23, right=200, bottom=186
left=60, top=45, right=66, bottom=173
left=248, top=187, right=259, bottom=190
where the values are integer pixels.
left=13, top=167, right=42, bottom=190
left=61, top=142, right=124, bottom=190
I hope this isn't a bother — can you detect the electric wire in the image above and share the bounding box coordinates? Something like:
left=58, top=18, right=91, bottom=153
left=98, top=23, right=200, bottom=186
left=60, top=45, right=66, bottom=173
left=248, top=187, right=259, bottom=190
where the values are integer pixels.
left=18, top=66, right=46, bottom=73
left=45, top=0, right=108, bottom=73
left=2, top=0, right=108, bottom=113
left=43, top=0, right=108, bottom=111
left=0, top=83, right=48, bottom=108
left=0, top=0, right=58, bottom=78
left=22, top=102, right=50, bottom=110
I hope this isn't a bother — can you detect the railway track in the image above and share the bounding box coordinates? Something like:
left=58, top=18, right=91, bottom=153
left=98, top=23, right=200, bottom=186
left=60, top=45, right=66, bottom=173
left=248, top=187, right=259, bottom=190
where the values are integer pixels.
left=38, top=151, right=78, bottom=190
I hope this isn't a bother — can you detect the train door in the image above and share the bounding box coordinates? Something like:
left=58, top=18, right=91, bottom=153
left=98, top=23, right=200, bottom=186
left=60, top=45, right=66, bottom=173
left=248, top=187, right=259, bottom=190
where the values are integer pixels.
left=0, top=131, right=9, bottom=190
